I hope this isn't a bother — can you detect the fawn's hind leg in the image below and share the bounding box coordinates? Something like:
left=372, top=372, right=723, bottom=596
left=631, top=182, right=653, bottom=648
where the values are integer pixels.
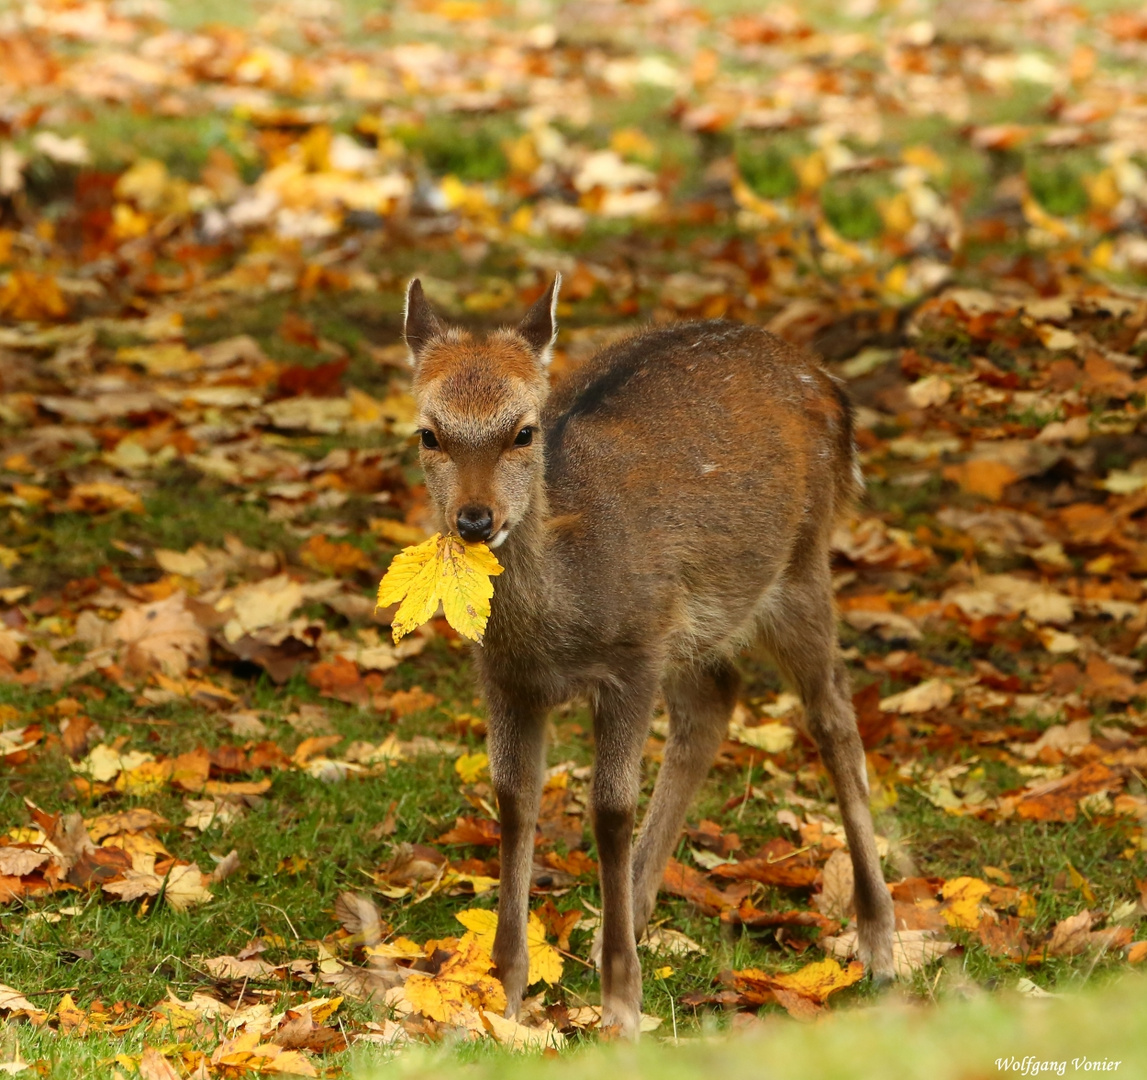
left=759, top=574, right=896, bottom=982
left=630, top=658, right=739, bottom=940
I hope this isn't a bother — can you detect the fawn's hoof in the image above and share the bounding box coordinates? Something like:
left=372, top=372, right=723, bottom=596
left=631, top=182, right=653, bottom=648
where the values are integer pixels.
left=857, top=914, right=897, bottom=984
left=492, top=960, right=527, bottom=1019
left=870, top=973, right=894, bottom=990
left=600, top=998, right=642, bottom=1041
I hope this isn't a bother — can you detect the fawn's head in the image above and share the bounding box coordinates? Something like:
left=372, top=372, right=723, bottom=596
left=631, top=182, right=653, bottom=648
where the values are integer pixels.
left=404, top=276, right=561, bottom=547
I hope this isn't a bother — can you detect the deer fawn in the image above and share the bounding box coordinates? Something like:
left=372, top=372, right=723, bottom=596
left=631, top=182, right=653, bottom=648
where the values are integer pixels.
left=403, top=276, right=895, bottom=1037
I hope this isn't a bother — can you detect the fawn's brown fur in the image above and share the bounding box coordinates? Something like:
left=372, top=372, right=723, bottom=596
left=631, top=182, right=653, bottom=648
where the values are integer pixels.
left=403, top=276, right=895, bottom=1037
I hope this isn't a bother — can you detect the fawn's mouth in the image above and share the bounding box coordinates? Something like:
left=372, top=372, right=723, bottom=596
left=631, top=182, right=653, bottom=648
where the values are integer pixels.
left=488, top=527, right=510, bottom=549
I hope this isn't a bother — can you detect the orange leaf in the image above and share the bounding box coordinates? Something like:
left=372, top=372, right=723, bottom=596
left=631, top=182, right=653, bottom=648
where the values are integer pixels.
left=434, top=816, right=501, bottom=847
left=662, top=857, right=748, bottom=915
left=299, top=534, right=373, bottom=576
left=942, top=460, right=1018, bottom=501
left=0, top=269, right=68, bottom=321
left=1014, top=762, right=1120, bottom=822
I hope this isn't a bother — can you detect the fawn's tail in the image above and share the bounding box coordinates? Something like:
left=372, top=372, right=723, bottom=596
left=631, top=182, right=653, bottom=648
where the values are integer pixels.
left=830, top=376, right=864, bottom=515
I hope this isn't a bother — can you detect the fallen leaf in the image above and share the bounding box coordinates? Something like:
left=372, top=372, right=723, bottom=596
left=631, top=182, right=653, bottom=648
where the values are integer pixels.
left=942, top=460, right=1018, bottom=501
left=203, top=954, right=282, bottom=979
left=115, top=594, right=208, bottom=678
left=333, top=891, right=386, bottom=946
left=822, top=928, right=955, bottom=977
left=978, top=916, right=1031, bottom=960
left=435, top=816, right=501, bottom=847
left=103, top=861, right=212, bottom=911
left=0, top=985, right=37, bottom=1014
left=456, top=908, right=563, bottom=985
left=0, top=849, right=48, bottom=877
left=454, top=752, right=489, bottom=784
left=939, top=876, right=993, bottom=930
left=65, top=481, right=144, bottom=514
left=710, top=848, right=819, bottom=890
left=770, top=957, right=865, bottom=1003
left=1047, top=911, right=1093, bottom=957
left=480, top=1009, right=564, bottom=1050
left=879, top=679, right=954, bottom=714
left=400, top=933, right=507, bottom=1024
left=138, top=1047, right=181, bottom=1080
left=814, top=850, right=855, bottom=920
left=300, top=534, right=373, bottom=576
left=665, top=857, right=751, bottom=913
left=1013, top=762, right=1121, bottom=822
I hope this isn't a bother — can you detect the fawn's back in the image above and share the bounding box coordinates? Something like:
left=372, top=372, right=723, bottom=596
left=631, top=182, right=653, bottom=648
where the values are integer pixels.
left=523, top=320, right=857, bottom=667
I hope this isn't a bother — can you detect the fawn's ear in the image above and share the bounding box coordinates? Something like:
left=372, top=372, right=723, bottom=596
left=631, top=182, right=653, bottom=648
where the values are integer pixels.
left=404, top=279, right=444, bottom=365
left=516, top=273, right=561, bottom=367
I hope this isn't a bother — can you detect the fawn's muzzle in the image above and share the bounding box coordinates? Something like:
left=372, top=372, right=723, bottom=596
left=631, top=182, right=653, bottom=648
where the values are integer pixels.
left=456, top=505, right=495, bottom=542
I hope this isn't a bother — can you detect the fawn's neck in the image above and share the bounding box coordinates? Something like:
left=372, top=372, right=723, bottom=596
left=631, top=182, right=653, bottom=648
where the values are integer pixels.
left=483, top=472, right=564, bottom=655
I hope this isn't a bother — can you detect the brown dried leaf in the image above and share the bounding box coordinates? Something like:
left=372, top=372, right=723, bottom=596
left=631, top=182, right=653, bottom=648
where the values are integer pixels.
left=333, top=891, right=386, bottom=946
left=1047, top=911, right=1094, bottom=957
left=814, top=850, right=855, bottom=920
left=115, top=594, right=208, bottom=678
left=0, top=848, right=49, bottom=877
left=138, top=1047, right=182, bottom=1080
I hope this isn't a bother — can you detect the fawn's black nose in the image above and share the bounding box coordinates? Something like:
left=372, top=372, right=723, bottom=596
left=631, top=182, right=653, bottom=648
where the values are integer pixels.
left=456, top=505, right=494, bottom=542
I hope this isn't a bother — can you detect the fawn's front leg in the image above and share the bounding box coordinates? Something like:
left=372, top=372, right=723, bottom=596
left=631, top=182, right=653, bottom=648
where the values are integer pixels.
left=487, top=695, right=548, bottom=1017
left=591, top=673, right=658, bottom=1039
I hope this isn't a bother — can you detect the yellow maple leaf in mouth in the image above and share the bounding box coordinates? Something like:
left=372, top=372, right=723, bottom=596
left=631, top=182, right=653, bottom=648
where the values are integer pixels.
left=375, top=533, right=504, bottom=644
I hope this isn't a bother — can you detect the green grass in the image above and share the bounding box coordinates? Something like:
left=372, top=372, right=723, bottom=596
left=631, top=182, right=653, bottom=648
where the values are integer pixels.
left=1026, top=152, right=1094, bottom=218
left=395, top=116, right=515, bottom=183
left=12, top=966, right=1146, bottom=1078
left=4, top=636, right=1143, bottom=1045
left=382, top=974, right=1147, bottom=1079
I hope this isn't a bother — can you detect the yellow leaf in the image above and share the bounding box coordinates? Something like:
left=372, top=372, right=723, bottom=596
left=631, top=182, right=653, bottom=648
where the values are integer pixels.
left=940, top=876, right=993, bottom=930
left=369, top=517, right=431, bottom=547
left=1066, top=861, right=1097, bottom=904
left=65, top=481, right=145, bottom=515
left=769, top=958, right=865, bottom=1003
left=251, top=1046, right=318, bottom=1076
left=655, top=966, right=674, bottom=978
left=456, top=908, right=563, bottom=986
left=365, top=937, right=426, bottom=960
left=455, top=752, right=489, bottom=784
left=376, top=533, right=503, bottom=644
left=302, top=996, right=342, bottom=1024
left=480, top=1009, right=565, bottom=1050
left=55, top=993, right=87, bottom=1033
left=456, top=907, right=498, bottom=949
left=401, top=933, right=506, bottom=1025
left=117, top=343, right=202, bottom=375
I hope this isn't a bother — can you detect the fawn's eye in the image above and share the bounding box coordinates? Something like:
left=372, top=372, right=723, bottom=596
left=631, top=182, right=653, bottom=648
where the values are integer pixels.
left=420, top=429, right=440, bottom=450
left=513, top=426, right=534, bottom=447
